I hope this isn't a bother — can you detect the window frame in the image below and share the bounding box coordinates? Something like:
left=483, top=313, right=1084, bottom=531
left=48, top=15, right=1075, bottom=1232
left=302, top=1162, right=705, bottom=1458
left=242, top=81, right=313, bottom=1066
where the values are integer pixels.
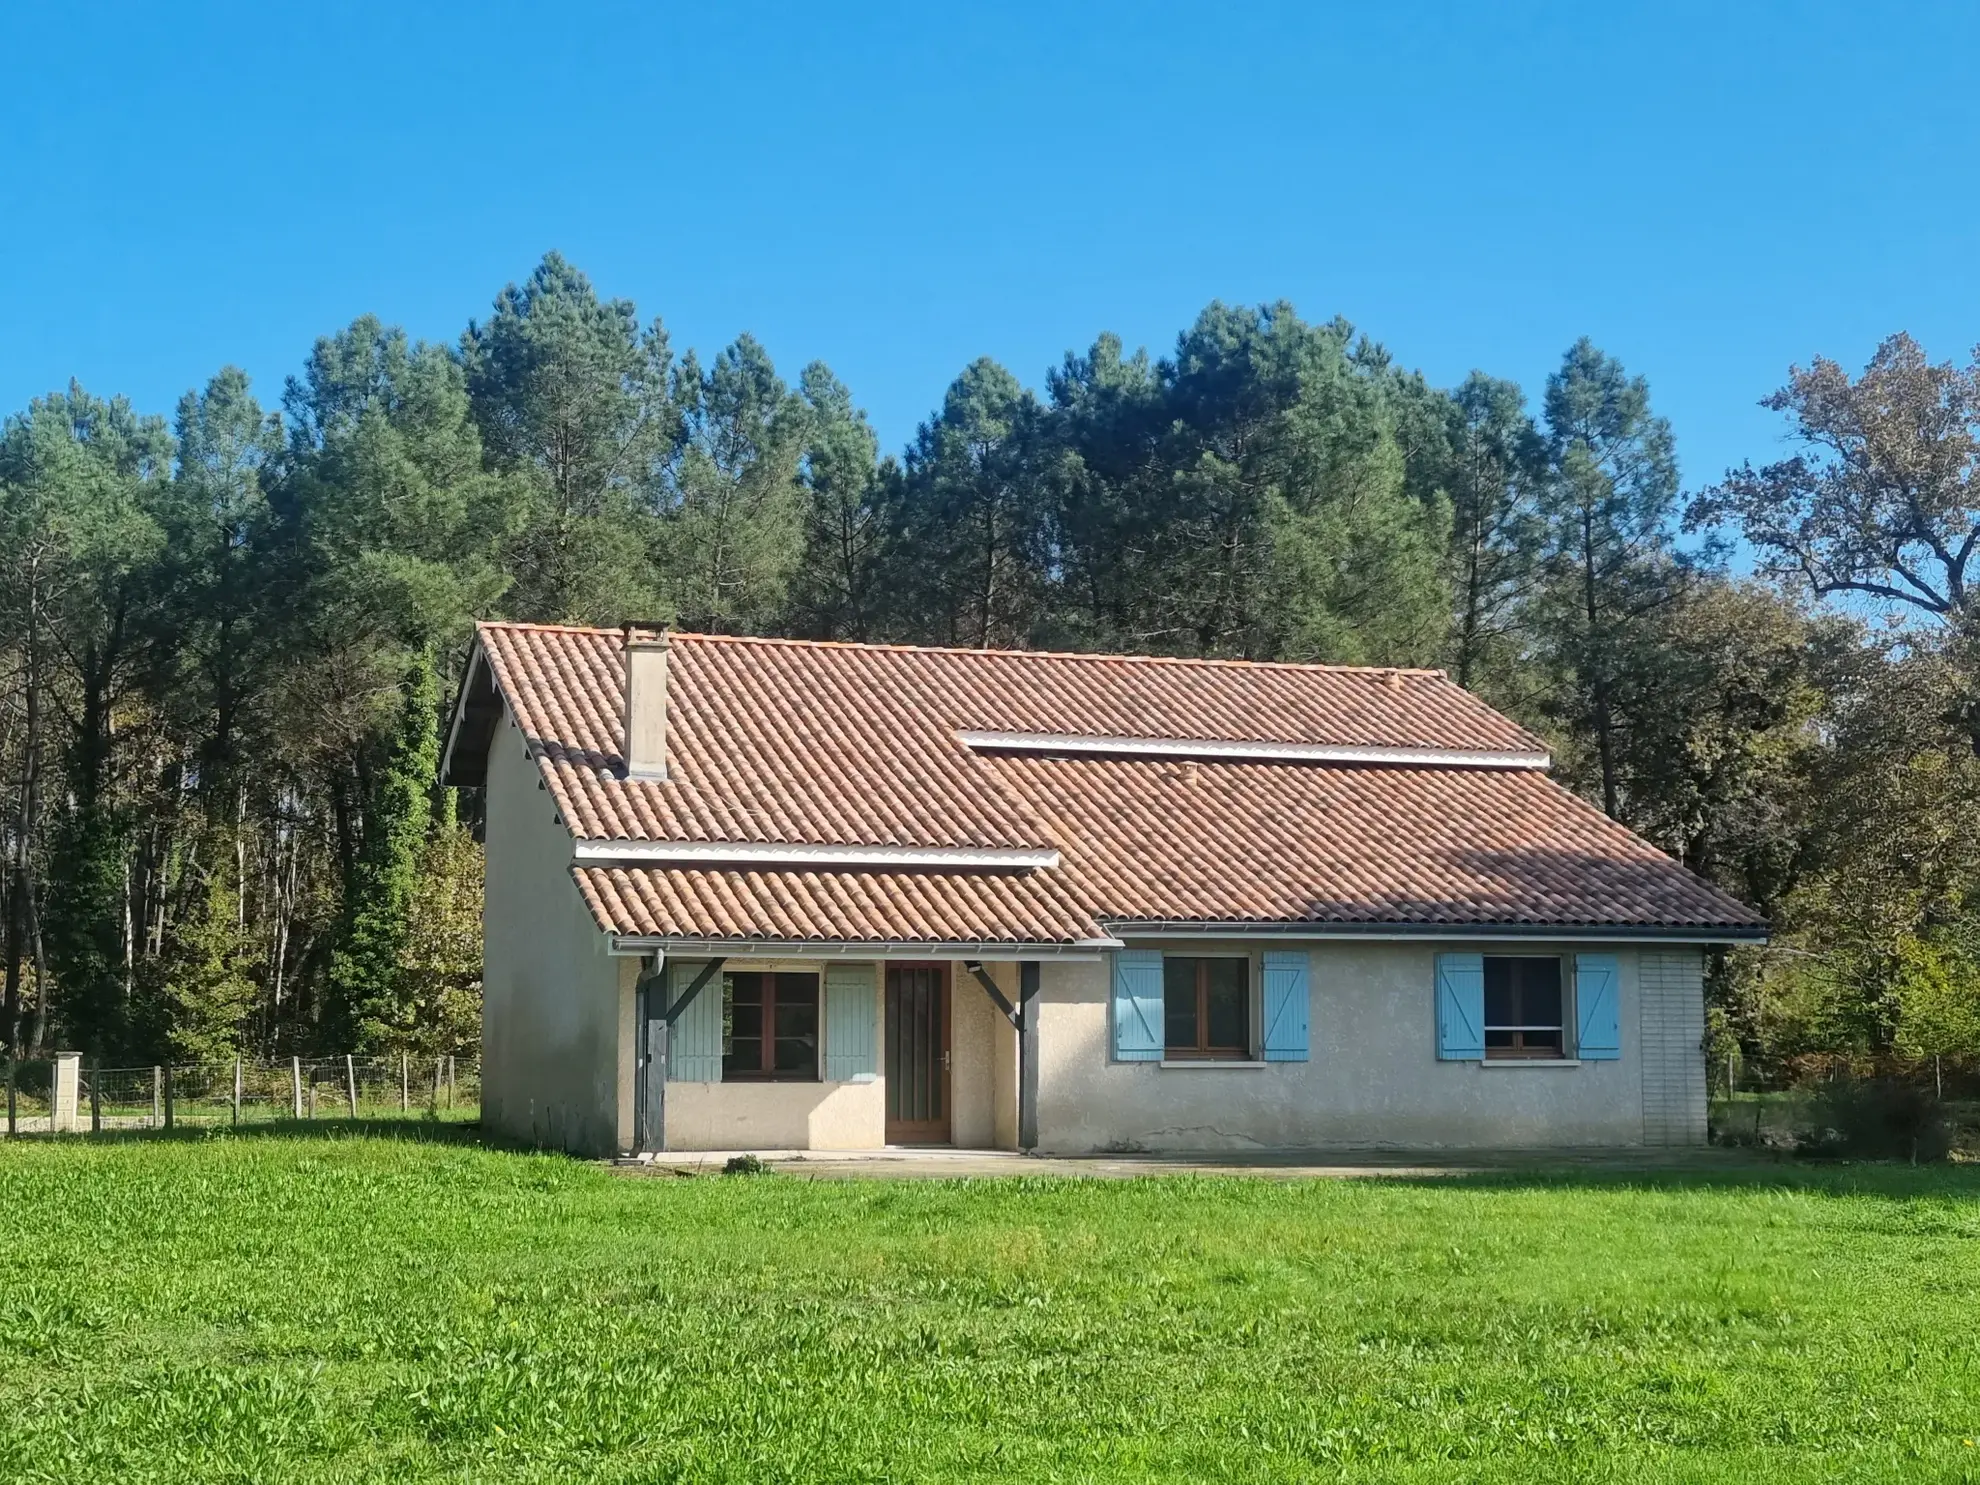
left=1481, top=954, right=1570, bottom=1061
left=721, top=969, right=823, bottom=1082
left=1161, top=953, right=1254, bottom=1061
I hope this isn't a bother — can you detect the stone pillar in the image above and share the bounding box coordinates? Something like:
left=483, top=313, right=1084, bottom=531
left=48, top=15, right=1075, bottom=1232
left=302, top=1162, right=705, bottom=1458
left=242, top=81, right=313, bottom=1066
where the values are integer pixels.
left=50, top=1053, right=81, bottom=1133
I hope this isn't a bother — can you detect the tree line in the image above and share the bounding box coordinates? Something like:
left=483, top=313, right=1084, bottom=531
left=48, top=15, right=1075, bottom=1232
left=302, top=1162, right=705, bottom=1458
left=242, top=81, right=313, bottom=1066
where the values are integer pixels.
left=3, top=252, right=1977, bottom=1079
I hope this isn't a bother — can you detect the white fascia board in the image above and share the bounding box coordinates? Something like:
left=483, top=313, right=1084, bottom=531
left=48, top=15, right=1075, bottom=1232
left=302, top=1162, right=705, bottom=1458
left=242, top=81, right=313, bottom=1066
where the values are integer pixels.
left=607, top=936, right=1119, bottom=960
left=1105, top=921, right=1767, bottom=946
left=958, top=730, right=1549, bottom=770
left=574, top=838, right=1061, bottom=870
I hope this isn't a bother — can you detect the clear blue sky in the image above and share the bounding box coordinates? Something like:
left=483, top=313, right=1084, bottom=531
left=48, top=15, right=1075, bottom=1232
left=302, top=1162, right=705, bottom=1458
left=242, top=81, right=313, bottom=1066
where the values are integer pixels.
left=3, top=1, right=1975, bottom=490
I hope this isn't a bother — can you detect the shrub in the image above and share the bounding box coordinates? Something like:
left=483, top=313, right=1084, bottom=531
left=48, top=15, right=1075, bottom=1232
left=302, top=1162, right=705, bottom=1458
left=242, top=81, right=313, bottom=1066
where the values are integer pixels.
left=1796, top=1077, right=1951, bottom=1163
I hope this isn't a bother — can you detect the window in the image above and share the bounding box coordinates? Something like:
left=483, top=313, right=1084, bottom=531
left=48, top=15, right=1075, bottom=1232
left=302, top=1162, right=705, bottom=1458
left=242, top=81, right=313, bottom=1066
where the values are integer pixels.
left=1163, top=956, right=1250, bottom=1058
left=722, top=971, right=820, bottom=1080
left=1483, top=956, right=1565, bottom=1059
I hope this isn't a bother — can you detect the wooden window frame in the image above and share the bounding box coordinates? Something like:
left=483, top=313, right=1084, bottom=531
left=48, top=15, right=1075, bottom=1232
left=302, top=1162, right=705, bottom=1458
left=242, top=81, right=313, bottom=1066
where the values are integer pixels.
left=1163, top=954, right=1252, bottom=1060
left=722, top=970, right=822, bottom=1082
left=1482, top=955, right=1568, bottom=1061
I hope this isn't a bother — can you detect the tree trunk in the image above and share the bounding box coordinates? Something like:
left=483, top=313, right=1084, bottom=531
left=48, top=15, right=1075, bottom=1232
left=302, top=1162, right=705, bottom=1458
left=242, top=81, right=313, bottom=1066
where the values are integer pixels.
left=4, top=565, right=44, bottom=1057
left=1582, top=505, right=1620, bottom=818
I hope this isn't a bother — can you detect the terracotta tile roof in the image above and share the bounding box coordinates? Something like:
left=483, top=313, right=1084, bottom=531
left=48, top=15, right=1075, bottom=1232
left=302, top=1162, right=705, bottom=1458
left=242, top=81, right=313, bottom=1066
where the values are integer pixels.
left=455, top=622, right=1765, bottom=942
left=573, top=865, right=1105, bottom=945
left=990, top=755, right=1760, bottom=932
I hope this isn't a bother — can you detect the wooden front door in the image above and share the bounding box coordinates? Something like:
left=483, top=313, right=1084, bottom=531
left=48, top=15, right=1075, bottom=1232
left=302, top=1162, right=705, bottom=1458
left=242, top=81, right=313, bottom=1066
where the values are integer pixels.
left=885, top=964, right=951, bottom=1144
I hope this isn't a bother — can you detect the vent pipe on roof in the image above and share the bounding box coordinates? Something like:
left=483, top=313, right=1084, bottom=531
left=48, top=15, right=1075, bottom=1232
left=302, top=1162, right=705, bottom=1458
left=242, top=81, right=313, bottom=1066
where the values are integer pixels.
left=624, top=626, right=670, bottom=781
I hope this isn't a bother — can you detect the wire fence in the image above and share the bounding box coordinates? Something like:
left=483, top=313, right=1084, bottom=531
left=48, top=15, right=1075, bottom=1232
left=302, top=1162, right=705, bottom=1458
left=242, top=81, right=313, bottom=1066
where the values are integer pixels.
left=1708, top=1048, right=1980, bottom=1151
left=2, top=1054, right=478, bottom=1135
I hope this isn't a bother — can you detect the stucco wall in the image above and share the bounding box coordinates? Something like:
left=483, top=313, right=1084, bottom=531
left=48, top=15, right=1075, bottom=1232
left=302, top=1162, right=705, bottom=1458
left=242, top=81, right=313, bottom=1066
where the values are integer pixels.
left=480, top=704, right=625, bottom=1157
left=664, top=1078, right=884, bottom=1149
left=1032, top=939, right=1709, bottom=1154
left=951, top=963, right=1017, bottom=1148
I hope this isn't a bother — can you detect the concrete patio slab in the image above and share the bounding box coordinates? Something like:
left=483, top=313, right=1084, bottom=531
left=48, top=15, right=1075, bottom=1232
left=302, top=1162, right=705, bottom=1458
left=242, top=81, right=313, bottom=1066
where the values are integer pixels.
left=612, top=1146, right=1765, bottom=1180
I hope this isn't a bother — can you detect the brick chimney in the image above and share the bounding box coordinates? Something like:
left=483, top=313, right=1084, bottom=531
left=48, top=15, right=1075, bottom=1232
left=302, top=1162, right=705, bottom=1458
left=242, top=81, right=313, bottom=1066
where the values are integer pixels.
left=623, top=627, right=670, bottom=781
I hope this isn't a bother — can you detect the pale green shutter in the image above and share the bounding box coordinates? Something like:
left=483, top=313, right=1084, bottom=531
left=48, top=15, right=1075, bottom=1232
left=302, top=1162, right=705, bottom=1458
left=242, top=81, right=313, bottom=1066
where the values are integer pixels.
left=1261, top=950, right=1310, bottom=1061
left=1435, top=953, right=1485, bottom=1060
left=1575, top=954, right=1621, bottom=1060
left=823, top=963, right=878, bottom=1081
left=1112, top=950, right=1164, bottom=1060
left=668, top=962, right=724, bottom=1082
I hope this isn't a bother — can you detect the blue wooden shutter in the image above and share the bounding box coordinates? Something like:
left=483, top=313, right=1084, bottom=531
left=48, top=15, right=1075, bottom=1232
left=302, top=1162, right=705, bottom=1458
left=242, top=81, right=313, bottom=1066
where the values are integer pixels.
left=668, top=962, right=724, bottom=1082
left=1435, top=953, right=1485, bottom=1060
left=823, top=963, right=878, bottom=1081
left=1261, top=951, right=1310, bottom=1061
left=1575, top=953, right=1621, bottom=1060
left=1112, top=950, right=1164, bottom=1061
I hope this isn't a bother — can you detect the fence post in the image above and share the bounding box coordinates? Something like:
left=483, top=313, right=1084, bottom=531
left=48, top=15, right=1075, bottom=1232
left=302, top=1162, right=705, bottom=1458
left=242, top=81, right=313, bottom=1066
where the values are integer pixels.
left=447, top=1054, right=455, bottom=1109
left=90, top=1057, right=101, bottom=1133
left=400, top=1053, right=409, bottom=1112
left=163, top=1064, right=174, bottom=1131
left=51, top=1054, right=81, bottom=1133
left=291, top=1056, right=302, bottom=1119
left=346, top=1055, right=359, bottom=1119
left=5, top=1058, right=14, bottom=1138
left=233, top=1057, right=242, bottom=1127
left=432, top=1057, right=442, bottom=1111
left=152, top=1066, right=163, bottom=1128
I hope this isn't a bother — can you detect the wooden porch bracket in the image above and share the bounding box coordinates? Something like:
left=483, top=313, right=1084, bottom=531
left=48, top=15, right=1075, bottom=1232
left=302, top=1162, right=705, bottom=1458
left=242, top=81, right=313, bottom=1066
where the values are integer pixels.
left=961, top=960, right=1022, bottom=1029
left=664, top=958, right=726, bottom=1025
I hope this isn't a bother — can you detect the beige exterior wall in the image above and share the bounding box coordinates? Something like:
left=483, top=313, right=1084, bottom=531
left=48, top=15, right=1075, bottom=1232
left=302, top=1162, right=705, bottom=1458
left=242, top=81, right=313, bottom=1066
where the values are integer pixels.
left=1032, top=939, right=1710, bottom=1154
left=665, top=1078, right=884, bottom=1149
left=480, top=704, right=626, bottom=1157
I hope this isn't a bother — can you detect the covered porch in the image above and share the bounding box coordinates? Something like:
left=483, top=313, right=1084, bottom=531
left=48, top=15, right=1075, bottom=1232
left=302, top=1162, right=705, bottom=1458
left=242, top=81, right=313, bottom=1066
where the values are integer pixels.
left=617, top=949, right=1078, bottom=1155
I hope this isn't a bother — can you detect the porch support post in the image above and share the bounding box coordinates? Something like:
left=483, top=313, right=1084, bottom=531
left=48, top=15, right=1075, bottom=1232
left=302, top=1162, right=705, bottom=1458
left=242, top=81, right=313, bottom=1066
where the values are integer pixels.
left=635, top=956, right=725, bottom=1155
left=1018, top=961, right=1040, bottom=1153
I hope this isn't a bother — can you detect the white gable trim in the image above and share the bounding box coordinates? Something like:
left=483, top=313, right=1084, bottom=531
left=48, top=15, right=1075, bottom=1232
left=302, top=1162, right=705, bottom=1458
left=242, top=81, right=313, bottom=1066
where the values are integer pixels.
left=574, top=839, right=1061, bottom=869
left=608, top=936, right=1117, bottom=959
left=958, top=730, right=1549, bottom=770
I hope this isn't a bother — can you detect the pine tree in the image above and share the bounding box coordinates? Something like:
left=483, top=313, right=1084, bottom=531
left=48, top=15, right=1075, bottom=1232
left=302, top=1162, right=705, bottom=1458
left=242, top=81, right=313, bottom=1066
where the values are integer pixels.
left=663, top=335, right=807, bottom=632
left=461, top=253, right=677, bottom=623
left=1534, top=339, right=1684, bottom=818
left=328, top=654, right=440, bottom=1051
left=786, top=362, right=892, bottom=640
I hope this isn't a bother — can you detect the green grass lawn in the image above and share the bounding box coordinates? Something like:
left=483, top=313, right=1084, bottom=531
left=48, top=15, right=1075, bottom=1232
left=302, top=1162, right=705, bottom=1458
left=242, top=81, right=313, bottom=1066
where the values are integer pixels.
left=3, top=1133, right=1979, bottom=1483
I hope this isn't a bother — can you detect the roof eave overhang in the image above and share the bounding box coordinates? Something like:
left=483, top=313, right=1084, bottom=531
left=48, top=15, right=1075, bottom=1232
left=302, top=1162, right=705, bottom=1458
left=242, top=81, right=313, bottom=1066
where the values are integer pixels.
left=1100, top=919, right=1769, bottom=945
left=438, top=639, right=498, bottom=788
left=607, top=935, right=1121, bottom=960
left=959, top=730, right=1550, bottom=770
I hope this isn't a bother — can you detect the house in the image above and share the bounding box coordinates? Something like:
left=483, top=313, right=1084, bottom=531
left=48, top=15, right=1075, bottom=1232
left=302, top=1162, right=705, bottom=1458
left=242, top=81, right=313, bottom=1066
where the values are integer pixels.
left=438, top=621, right=1765, bottom=1158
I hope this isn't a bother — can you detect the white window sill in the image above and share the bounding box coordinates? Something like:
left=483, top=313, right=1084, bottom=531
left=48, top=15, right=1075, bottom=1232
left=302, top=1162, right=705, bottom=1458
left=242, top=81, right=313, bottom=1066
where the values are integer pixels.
left=1477, top=1058, right=1582, bottom=1070
left=1158, top=1059, right=1270, bottom=1070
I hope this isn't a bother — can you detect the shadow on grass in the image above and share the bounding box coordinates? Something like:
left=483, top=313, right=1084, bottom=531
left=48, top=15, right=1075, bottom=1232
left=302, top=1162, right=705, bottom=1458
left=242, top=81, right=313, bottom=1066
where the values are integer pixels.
left=1362, top=1154, right=1980, bottom=1201
left=4, top=1116, right=508, bottom=1151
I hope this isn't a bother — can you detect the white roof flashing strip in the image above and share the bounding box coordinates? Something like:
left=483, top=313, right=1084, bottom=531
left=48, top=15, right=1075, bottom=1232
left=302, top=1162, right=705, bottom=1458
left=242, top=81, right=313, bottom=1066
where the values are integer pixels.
left=608, top=936, right=1120, bottom=959
left=957, top=730, right=1549, bottom=770
left=574, top=839, right=1061, bottom=869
